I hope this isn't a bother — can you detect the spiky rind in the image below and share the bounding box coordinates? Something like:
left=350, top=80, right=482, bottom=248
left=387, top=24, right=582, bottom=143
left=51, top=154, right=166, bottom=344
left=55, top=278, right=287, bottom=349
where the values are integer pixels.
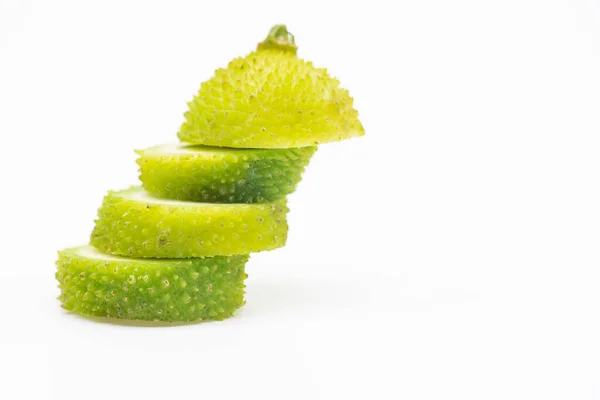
left=56, top=246, right=248, bottom=322
left=90, top=187, right=288, bottom=258
left=178, top=49, right=364, bottom=148
left=137, top=144, right=317, bottom=203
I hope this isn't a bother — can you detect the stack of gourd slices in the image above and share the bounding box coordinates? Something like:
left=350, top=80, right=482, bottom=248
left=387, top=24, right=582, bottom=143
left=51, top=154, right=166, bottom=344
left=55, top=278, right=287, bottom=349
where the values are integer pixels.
left=56, top=25, right=364, bottom=323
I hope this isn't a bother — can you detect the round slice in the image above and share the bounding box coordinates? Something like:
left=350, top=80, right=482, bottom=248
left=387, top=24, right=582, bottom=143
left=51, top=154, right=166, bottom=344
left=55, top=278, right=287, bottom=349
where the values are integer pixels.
left=177, top=25, right=364, bottom=149
left=90, top=187, right=289, bottom=258
left=56, top=246, right=248, bottom=322
left=137, top=144, right=317, bottom=203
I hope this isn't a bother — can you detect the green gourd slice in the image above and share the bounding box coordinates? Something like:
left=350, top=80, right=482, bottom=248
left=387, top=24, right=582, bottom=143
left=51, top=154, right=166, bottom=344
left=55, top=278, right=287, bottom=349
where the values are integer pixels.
left=90, top=187, right=288, bottom=258
left=56, top=246, right=248, bottom=323
left=178, top=25, right=364, bottom=149
left=137, top=144, right=317, bottom=203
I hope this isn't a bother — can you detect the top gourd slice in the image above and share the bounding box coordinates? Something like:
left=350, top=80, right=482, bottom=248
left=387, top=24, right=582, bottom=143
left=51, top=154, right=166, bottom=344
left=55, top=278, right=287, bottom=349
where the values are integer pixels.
left=178, top=25, right=364, bottom=149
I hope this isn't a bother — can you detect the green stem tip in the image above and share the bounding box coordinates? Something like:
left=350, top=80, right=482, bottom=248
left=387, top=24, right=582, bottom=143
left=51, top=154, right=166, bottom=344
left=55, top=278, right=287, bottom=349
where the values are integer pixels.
left=257, top=24, right=297, bottom=54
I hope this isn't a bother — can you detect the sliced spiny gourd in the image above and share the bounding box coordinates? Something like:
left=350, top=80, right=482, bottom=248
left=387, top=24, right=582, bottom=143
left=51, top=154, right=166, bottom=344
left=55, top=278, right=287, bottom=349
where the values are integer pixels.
left=56, top=246, right=248, bottom=322
left=178, top=25, right=364, bottom=149
left=90, top=187, right=288, bottom=258
left=137, top=144, right=317, bottom=203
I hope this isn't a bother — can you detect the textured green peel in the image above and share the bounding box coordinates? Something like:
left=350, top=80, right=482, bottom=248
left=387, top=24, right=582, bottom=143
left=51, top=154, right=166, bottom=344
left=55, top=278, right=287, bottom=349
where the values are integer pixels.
left=90, top=187, right=289, bottom=258
left=137, top=144, right=317, bottom=203
left=178, top=27, right=364, bottom=148
left=56, top=246, right=248, bottom=322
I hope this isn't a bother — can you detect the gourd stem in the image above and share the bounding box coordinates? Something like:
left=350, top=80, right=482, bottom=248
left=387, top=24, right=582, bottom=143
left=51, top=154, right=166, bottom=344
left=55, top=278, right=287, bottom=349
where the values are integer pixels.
left=257, top=24, right=297, bottom=54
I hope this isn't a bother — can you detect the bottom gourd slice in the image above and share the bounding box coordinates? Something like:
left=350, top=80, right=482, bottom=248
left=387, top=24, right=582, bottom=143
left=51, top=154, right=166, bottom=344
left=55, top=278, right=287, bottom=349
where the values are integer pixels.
left=56, top=245, right=248, bottom=322
left=90, top=187, right=289, bottom=258
left=137, top=144, right=316, bottom=203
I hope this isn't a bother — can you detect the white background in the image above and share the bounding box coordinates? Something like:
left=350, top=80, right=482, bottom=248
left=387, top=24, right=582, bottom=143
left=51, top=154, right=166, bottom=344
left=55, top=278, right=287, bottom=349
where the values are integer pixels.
left=1, top=0, right=600, bottom=399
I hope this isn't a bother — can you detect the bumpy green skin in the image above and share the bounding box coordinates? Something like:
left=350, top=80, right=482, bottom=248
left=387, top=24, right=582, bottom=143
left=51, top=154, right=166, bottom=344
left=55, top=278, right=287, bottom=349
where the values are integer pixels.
left=178, top=49, right=364, bottom=148
left=90, top=187, right=289, bottom=258
left=56, top=246, right=248, bottom=322
left=137, top=144, right=317, bottom=203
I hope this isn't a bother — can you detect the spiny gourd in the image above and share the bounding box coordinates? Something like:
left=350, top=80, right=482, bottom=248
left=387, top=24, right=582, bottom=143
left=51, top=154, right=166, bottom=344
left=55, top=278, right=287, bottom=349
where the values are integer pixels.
left=56, top=246, right=248, bottom=322
left=90, top=187, right=289, bottom=258
left=56, top=25, right=364, bottom=324
left=178, top=25, right=364, bottom=148
left=137, top=143, right=317, bottom=203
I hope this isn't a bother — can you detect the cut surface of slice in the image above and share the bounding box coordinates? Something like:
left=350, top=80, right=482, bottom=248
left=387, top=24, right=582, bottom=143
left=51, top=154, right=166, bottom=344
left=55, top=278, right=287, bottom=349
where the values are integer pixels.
left=178, top=36, right=364, bottom=148
left=56, top=246, right=248, bottom=322
left=137, top=144, right=316, bottom=203
left=90, top=187, right=288, bottom=258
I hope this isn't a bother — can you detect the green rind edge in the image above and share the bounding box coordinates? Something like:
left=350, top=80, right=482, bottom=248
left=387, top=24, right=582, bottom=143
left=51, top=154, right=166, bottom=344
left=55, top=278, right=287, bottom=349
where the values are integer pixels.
left=90, top=187, right=289, bottom=258
left=137, top=145, right=317, bottom=203
left=56, top=246, right=249, bottom=322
